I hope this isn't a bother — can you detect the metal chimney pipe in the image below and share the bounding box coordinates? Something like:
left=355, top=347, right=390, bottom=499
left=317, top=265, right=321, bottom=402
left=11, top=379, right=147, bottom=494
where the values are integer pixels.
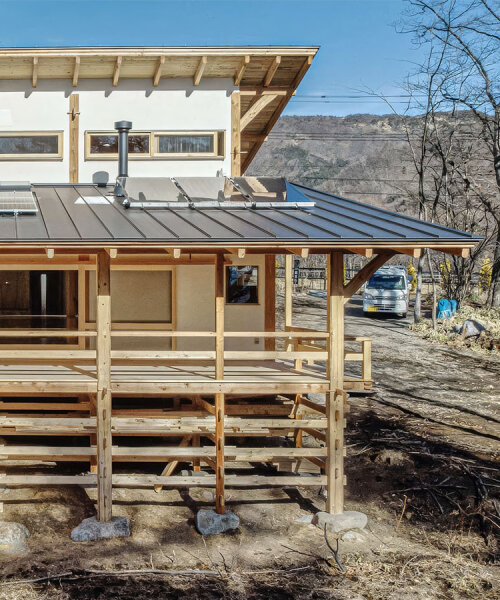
left=115, top=120, right=132, bottom=178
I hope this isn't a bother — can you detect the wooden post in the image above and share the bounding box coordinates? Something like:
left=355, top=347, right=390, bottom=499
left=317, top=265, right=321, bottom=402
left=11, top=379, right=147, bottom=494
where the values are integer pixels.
left=326, top=252, right=345, bottom=514
left=284, top=254, right=293, bottom=351
left=231, top=91, right=241, bottom=176
left=69, top=94, right=79, bottom=184
left=264, top=254, right=276, bottom=351
left=215, top=254, right=225, bottom=514
left=96, top=251, right=112, bottom=522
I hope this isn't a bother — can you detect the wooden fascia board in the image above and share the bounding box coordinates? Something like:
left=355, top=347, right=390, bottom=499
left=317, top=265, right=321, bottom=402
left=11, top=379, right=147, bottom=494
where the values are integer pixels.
left=0, top=47, right=319, bottom=59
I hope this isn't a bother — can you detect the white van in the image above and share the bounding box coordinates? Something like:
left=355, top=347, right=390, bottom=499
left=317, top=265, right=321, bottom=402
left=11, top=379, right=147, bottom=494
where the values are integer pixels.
left=362, top=266, right=410, bottom=318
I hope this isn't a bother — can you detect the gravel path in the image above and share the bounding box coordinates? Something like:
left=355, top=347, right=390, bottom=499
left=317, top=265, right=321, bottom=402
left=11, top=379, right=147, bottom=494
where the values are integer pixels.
left=284, top=292, right=500, bottom=460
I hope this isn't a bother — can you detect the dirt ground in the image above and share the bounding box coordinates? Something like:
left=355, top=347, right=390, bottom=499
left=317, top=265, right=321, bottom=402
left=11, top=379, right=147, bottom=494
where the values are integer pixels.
left=0, top=293, right=498, bottom=599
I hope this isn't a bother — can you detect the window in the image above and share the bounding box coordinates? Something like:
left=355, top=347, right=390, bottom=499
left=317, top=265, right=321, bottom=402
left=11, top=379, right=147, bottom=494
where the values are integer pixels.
left=226, top=266, right=259, bottom=304
left=85, top=130, right=225, bottom=160
left=0, top=132, right=63, bottom=160
left=156, top=133, right=215, bottom=155
left=85, top=132, right=151, bottom=159
left=367, top=274, right=406, bottom=290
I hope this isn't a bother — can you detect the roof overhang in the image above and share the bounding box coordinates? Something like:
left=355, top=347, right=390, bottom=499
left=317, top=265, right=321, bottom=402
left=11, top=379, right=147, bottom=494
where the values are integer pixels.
left=0, top=46, right=319, bottom=168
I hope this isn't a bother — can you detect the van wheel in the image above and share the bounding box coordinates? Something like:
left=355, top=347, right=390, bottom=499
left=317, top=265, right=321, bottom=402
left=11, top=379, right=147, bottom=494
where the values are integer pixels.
left=400, top=312, right=407, bottom=318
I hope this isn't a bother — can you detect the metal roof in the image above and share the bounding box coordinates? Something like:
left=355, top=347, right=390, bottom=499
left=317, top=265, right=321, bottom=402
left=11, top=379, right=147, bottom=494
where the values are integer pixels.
left=0, top=179, right=481, bottom=248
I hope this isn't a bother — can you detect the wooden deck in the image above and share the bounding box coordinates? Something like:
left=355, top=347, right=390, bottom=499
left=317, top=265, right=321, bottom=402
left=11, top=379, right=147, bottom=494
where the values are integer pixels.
left=0, top=360, right=329, bottom=395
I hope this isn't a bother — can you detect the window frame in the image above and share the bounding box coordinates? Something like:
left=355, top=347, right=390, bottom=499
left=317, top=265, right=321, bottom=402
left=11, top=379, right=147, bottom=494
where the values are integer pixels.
left=84, top=131, right=153, bottom=161
left=0, top=131, right=63, bottom=161
left=225, top=265, right=260, bottom=306
left=84, top=130, right=225, bottom=161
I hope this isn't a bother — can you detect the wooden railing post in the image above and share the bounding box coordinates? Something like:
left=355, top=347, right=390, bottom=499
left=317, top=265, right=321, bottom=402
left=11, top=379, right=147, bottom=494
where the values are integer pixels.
left=362, top=340, right=372, bottom=382
left=326, top=251, right=345, bottom=514
left=96, top=251, right=112, bottom=522
left=215, top=253, right=225, bottom=514
left=285, top=254, right=293, bottom=351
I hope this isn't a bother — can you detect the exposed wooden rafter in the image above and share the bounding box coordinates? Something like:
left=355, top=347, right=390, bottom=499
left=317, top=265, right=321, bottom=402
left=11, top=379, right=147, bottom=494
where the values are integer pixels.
left=264, top=56, right=281, bottom=87
left=72, top=56, right=80, bottom=87
left=194, top=56, right=207, bottom=86
left=240, top=94, right=277, bottom=131
left=32, top=57, right=38, bottom=88
left=112, top=56, right=122, bottom=86
left=153, top=55, right=165, bottom=87
left=234, top=55, right=250, bottom=86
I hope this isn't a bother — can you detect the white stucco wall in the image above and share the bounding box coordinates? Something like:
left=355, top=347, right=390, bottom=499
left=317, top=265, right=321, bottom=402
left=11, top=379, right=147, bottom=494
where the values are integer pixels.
left=175, top=255, right=266, bottom=352
left=0, top=78, right=234, bottom=183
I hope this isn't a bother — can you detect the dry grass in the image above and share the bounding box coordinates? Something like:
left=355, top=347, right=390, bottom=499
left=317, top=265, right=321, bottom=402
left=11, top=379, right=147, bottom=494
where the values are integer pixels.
left=411, top=304, right=500, bottom=354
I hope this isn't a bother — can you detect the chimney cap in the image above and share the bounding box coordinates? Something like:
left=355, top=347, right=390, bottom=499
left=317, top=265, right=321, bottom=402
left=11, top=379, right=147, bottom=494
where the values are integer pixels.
left=114, top=120, right=133, bottom=131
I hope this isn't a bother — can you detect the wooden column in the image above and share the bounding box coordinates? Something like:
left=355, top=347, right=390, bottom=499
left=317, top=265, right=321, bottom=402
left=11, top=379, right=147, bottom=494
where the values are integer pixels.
left=284, top=254, right=293, bottom=351
left=69, top=94, right=79, bottom=183
left=96, top=251, right=112, bottom=522
left=215, top=254, right=225, bottom=514
left=264, top=254, right=276, bottom=350
left=231, top=91, right=241, bottom=176
left=326, top=252, right=345, bottom=514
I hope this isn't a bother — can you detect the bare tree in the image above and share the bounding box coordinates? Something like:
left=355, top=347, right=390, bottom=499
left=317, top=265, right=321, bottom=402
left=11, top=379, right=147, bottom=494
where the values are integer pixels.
left=401, top=0, right=500, bottom=305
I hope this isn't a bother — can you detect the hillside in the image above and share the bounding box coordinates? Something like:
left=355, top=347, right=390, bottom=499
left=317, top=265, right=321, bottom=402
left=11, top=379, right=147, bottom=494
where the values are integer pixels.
left=248, top=114, right=424, bottom=216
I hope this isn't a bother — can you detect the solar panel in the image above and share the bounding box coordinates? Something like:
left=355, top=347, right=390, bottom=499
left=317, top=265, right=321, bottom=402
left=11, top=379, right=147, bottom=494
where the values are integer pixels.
left=0, top=182, right=37, bottom=215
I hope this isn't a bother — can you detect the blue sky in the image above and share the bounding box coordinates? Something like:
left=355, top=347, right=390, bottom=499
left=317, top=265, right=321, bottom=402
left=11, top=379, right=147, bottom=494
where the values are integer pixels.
left=0, top=0, right=425, bottom=116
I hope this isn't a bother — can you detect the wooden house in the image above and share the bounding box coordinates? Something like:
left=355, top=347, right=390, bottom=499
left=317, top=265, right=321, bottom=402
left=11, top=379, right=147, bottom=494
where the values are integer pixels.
left=0, top=47, right=479, bottom=526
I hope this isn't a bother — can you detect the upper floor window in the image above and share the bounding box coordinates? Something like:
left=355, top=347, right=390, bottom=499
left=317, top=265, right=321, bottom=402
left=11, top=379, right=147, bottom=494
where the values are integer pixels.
left=85, top=130, right=225, bottom=160
left=86, top=132, right=150, bottom=158
left=0, top=132, right=63, bottom=160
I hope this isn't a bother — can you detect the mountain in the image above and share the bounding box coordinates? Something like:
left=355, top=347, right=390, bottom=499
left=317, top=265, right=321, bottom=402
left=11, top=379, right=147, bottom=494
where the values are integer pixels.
left=248, top=114, right=423, bottom=216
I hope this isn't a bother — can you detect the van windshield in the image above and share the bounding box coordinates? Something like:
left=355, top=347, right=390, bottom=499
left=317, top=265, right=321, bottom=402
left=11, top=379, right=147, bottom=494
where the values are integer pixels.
left=367, top=274, right=406, bottom=290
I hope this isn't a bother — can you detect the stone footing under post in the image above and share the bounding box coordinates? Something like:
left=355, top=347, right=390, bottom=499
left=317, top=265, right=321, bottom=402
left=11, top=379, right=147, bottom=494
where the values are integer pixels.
left=71, top=516, right=130, bottom=542
left=313, top=510, right=367, bottom=534
left=195, top=509, right=239, bottom=535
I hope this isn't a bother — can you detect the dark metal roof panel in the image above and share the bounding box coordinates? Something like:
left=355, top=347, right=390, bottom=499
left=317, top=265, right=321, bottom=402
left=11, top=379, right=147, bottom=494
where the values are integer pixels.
left=0, top=181, right=479, bottom=245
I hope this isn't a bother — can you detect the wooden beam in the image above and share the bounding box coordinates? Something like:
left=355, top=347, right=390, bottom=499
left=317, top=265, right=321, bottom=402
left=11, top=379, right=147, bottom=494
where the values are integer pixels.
left=72, top=56, right=80, bottom=87
left=265, top=254, right=276, bottom=351
left=234, top=55, right=250, bottom=86
left=153, top=55, right=165, bottom=87
left=241, top=55, right=313, bottom=173
left=215, top=253, right=225, bottom=514
left=112, top=56, right=122, bottom=86
left=326, top=252, right=345, bottom=514
left=194, top=55, right=208, bottom=86
left=395, top=248, right=422, bottom=258
left=32, top=57, right=38, bottom=88
left=264, top=56, right=281, bottom=87
left=287, top=248, right=309, bottom=258
left=69, top=94, right=79, bottom=184
left=154, top=435, right=192, bottom=492
left=96, top=251, right=112, bottom=523
left=240, top=94, right=278, bottom=131
left=343, top=252, right=396, bottom=300
left=231, top=91, right=241, bottom=176
left=349, top=248, right=373, bottom=258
